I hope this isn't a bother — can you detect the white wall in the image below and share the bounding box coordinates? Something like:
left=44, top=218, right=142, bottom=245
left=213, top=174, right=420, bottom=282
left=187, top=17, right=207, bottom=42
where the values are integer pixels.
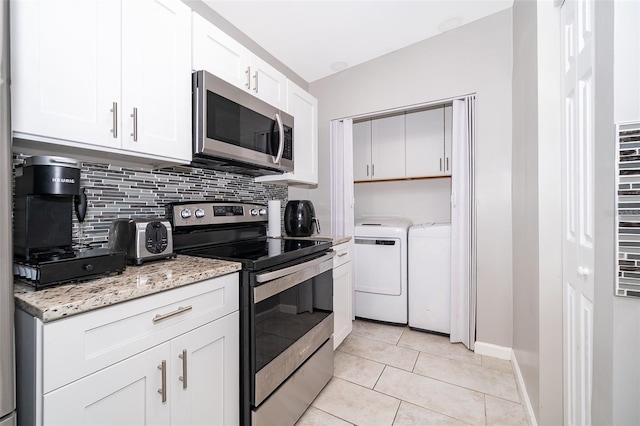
left=354, top=179, right=451, bottom=225
left=511, top=1, right=563, bottom=424
left=291, top=9, right=513, bottom=348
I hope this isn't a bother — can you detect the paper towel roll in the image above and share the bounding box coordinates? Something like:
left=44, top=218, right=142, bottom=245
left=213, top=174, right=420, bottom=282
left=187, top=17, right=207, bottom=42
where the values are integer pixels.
left=268, top=238, right=282, bottom=256
left=267, top=200, right=281, bottom=237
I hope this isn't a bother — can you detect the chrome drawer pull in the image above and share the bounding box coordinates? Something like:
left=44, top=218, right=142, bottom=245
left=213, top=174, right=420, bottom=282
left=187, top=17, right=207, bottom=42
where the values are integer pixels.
left=152, top=305, right=192, bottom=323
left=337, top=252, right=348, bottom=257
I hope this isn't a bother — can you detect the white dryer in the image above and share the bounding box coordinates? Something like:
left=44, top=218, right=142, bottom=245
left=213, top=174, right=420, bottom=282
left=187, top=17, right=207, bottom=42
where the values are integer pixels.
left=354, top=217, right=412, bottom=324
left=408, top=223, right=451, bottom=334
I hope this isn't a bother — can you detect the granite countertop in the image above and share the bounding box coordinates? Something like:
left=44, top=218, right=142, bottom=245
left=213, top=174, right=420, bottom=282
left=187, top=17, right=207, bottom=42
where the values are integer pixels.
left=14, top=255, right=241, bottom=323
left=281, top=235, right=351, bottom=246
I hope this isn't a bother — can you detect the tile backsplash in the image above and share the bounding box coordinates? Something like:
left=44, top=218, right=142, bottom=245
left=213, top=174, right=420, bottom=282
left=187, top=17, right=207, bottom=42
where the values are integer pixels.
left=13, top=154, right=288, bottom=249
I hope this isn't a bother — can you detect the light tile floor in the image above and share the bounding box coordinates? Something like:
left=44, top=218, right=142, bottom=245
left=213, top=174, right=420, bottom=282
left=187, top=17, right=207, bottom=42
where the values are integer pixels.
left=296, top=320, right=529, bottom=426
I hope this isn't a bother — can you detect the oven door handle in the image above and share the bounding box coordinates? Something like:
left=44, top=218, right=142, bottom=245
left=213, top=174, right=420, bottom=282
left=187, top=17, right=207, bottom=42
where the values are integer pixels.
left=254, top=252, right=334, bottom=303
left=256, top=252, right=334, bottom=283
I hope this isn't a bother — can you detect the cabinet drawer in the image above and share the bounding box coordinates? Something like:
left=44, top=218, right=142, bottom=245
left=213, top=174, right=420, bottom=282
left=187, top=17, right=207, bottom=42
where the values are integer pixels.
left=42, top=273, right=239, bottom=393
left=333, top=242, right=352, bottom=268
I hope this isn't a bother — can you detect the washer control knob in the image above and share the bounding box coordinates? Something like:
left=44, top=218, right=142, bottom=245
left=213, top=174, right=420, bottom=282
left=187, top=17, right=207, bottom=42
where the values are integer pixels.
left=180, top=209, right=192, bottom=219
left=194, top=208, right=205, bottom=218
left=250, top=208, right=259, bottom=216
left=259, top=208, right=267, bottom=216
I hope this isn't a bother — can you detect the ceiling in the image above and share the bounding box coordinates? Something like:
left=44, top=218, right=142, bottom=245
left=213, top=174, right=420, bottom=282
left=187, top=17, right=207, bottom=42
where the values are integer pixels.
left=202, top=0, right=514, bottom=83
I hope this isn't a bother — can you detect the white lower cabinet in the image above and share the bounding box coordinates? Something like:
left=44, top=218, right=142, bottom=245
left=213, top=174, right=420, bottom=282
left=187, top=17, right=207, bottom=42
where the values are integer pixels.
left=332, top=241, right=353, bottom=349
left=16, top=274, right=240, bottom=426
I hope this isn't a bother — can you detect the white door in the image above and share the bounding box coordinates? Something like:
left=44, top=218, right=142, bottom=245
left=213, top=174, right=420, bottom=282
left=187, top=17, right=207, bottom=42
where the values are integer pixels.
left=43, top=343, right=170, bottom=426
left=353, top=120, right=372, bottom=181
left=371, top=114, right=406, bottom=180
left=10, top=0, right=121, bottom=149
left=333, top=260, right=353, bottom=349
left=171, top=312, right=239, bottom=426
left=121, top=0, right=192, bottom=161
left=444, top=105, right=452, bottom=176
left=562, top=0, right=595, bottom=424
left=283, top=80, right=318, bottom=184
left=405, top=107, right=445, bottom=178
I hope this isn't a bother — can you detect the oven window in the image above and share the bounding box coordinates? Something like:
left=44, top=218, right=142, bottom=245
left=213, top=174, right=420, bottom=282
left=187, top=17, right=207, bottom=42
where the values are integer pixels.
left=254, top=269, right=332, bottom=372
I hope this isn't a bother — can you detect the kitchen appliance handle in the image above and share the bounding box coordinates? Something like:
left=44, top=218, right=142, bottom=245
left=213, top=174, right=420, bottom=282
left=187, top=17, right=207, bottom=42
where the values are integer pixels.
left=272, top=113, right=285, bottom=164
left=254, top=252, right=334, bottom=303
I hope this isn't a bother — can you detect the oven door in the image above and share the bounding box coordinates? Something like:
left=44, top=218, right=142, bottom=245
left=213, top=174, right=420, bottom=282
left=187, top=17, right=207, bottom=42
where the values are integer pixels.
left=247, top=252, right=334, bottom=408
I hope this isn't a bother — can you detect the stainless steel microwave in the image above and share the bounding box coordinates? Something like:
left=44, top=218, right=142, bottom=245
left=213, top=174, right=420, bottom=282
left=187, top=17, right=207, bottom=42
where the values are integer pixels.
left=192, top=70, right=294, bottom=176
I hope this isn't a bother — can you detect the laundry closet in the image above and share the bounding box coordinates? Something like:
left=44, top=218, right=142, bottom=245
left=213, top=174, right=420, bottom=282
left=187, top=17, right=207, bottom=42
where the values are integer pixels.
left=352, top=102, right=454, bottom=334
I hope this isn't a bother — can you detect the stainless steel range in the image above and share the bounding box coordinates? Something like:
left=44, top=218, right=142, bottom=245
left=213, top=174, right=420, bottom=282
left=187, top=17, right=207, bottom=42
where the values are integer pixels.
left=168, top=201, right=334, bottom=426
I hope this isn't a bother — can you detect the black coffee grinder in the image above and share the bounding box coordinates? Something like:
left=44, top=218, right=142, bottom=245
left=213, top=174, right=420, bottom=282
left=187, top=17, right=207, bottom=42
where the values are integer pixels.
left=13, top=156, right=126, bottom=289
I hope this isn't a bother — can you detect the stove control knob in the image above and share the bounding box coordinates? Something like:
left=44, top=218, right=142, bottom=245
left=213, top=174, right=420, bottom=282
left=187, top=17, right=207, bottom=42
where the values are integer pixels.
left=250, top=208, right=259, bottom=216
left=180, top=209, right=192, bottom=219
left=194, top=208, right=205, bottom=218
left=259, top=208, right=267, bottom=216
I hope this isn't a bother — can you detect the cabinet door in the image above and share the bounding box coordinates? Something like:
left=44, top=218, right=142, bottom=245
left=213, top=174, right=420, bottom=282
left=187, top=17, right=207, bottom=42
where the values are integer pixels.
left=171, top=312, right=240, bottom=426
left=10, top=0, right=121, bottom=149
left=121, top=0, right=192, bottom=161
left=371, top=114, right=405, bottom=180
left=405, top=107, right=445, bottom=178
left=444, top=105, right=452, bottom=176
left=333, top=261, right=353, bottom=349
left=255, top=80, right=318, bottom=186
left=353, top=120, right=372, bottom=181
left=191, top=13, right=251, bottom=90
left=43, top=343, right=171, bottom=426
left=249, top=57, right=287, bottom=110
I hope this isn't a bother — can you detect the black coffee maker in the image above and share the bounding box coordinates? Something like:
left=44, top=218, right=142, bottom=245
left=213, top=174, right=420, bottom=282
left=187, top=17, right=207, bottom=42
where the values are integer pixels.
left=13, top=156, right=87, bottom=261
left=13, top=156, right=125, bottom=289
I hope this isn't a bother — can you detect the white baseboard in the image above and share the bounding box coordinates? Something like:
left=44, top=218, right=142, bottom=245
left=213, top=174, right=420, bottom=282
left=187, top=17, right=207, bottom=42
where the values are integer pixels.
left=474, top=341, right=512, bottom=360
left=511, top=351, right=538, bottom=426
left=474, top=341, right=537, bottom=426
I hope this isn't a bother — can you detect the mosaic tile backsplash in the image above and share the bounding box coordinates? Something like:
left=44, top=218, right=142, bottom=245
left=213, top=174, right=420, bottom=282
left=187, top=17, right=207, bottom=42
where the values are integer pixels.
left=13, top=154, right=288, bottom=249
left=616, top=122, right=640, bottom=298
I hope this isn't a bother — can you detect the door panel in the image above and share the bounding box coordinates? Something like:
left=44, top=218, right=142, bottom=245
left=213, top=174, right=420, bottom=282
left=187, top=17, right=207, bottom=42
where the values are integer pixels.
left=354, top=238, right=401, bottom=295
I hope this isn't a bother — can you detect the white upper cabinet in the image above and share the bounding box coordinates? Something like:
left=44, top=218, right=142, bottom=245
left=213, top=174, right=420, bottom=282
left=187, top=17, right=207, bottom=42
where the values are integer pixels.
left=191, top=13, right=286, bottom=110
left=10, top=0, right=192, bottom=164
left=11, top=0, right=122, bottom=151
left=353, top=120, right=372, bottom=181
left=371, top=114, right=406, bottom=180
left=354, top=105, right=452, bottom=182
left=121, top=0, right=192, bottom=161
left=405, top=107, right=447, bottom=177
left=256, top=80, right=318, bottom=186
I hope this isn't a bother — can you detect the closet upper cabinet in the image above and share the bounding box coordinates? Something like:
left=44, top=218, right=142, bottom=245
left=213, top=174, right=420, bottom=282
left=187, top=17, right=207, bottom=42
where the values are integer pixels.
left=353, top=114, right=406, bottom=181
left=405, top=105, right=451, bottom=177
left=10, top=0, right=193, bottom=164
left=191, top=13, right=286, bottom=110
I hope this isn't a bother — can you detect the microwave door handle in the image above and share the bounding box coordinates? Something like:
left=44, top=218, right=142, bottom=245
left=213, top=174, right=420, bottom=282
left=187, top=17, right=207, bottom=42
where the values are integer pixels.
left=272, top=113, right=285, bottom=164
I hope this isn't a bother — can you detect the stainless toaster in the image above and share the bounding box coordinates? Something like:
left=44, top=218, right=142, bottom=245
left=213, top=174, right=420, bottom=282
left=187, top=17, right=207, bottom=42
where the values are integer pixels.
left=108, top=218, right=176, bottom=265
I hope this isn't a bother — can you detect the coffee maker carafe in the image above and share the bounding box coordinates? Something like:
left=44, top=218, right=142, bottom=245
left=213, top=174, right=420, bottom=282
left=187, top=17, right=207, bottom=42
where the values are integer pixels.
left=13, top=156, right=87, bottom=261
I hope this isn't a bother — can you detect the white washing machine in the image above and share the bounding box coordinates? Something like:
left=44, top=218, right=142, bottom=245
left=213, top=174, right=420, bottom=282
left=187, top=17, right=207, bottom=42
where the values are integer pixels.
left=354, top=217, right=412, bottom=324
left=408, top=223, right=451, bottom=334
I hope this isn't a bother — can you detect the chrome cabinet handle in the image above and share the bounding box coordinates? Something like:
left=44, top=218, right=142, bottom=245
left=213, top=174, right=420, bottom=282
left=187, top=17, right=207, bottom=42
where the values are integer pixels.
left=152, top=305, right=192, bottom=324
left=110, top=102, right=118, bottom=138
left=440, top=158, right=443, bottom=171
left=245, top=66, right=251, bottom=90
left=337, top=252, right=348, bottom=257
left=179, top=349, right=188, bottom=389
left=372, top=164, right=375, bottom=176
left=366, top=165, right=369, bottom=176
left=130, top=107, right=138, bottom=142
left=158, top=360, right=167, bottom=403
left=446, top=157, right=449, bottom=171
left=253, top=71, right=258, bottom=93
